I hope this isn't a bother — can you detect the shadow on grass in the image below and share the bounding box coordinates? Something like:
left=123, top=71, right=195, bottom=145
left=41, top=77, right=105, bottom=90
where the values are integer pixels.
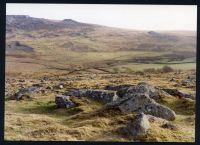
left=19, top=101, right=84, bottom=118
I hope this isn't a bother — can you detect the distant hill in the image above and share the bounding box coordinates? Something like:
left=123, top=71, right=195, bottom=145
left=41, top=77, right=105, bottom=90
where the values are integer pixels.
left=5, top=15, right=196, bottom=74
left=6, top=15, right=196, bottom=53
left=6, top=15, right=95, bottom=31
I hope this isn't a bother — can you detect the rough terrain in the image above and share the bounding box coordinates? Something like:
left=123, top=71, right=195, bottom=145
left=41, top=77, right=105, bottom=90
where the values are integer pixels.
left=5, top=15, right=196, bottom=142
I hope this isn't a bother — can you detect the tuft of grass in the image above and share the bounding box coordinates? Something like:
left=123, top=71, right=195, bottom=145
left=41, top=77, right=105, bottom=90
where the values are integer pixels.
left=157, top=93, right=195, bottom=115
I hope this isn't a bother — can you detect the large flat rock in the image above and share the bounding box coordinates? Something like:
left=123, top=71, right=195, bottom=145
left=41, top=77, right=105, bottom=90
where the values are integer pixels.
left=65, top=89, right=119, bottom=103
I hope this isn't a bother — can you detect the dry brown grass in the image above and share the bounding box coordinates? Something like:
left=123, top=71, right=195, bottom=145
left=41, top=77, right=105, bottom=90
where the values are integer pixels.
left=5, top=70, right=195, bottom=142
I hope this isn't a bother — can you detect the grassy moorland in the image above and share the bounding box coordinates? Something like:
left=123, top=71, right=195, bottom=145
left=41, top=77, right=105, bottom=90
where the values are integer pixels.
left=5, top=15, right=196, bottom=141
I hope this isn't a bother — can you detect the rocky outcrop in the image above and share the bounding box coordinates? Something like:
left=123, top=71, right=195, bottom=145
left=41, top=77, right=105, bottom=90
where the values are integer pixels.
left=106, top=93, right=176, bottom=121
left=14, top=86, right=42, bottom=100
left=63, top=83, right=177, bottom=120
left=55, top=95, right=75, bottom=108
left=65, top=89, right=88, bottom=97
left=163, top=89, right=195, bottom=100
left=136, top=82, right=161, bottom=100
left=105, top=82, right=162, bottom=100
left=126, top=113, right=150, bottom=137
left=65, top=89, right=119, bottom=103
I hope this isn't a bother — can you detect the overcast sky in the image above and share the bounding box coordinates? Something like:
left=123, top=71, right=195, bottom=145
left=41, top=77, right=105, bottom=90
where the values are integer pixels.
left=6, top=4, right=197, bottom=31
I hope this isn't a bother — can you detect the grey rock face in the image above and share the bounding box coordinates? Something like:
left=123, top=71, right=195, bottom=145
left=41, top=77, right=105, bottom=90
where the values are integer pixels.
left=105, top=82, right=161, bottom=100
left=106, top=93, right=176, bottom=121
left=105, top=84, right=135, bottom=98
left=163, top=89, right=195, bottom=100
left=136, top=82, right=161, bottom=100
left=55, top=95, right=75, bottom=108
left=127, top=112, right=150, bottom=136
left=65, top=89, right=88, bottom=97
left=15, top=86, right=42, bottom=100
left=65, top=89, right=119, bottom=103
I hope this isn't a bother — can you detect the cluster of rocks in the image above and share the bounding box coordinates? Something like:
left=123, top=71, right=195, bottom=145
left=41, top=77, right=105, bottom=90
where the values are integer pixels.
left=53, top=82, right=196, bottom=137
left=105, top=82, right=162, bottom=100
left=55, top=82, right=176, bottom=121
left=10, top=81, right=194, bottom=138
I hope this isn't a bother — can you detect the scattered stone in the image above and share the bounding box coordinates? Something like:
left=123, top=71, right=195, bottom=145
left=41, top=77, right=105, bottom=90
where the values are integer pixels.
left=55, top=95, right=75, bottom=108
left=32, top=83, right=43, bottom=87
left=181, top=79, right=195, bottom=87
left=18, top=79, right=25, bottom=82
left=65, top=89, right=119, bottom=103
left=163, top=89, right=195, bottom=100
left=126, top=112, right=150, bottom=137
left=46, top=86, right=53, bottom=90
left=42, top=76, right=49, bottom=81
left=170, top=77, right=176, bottom=82
left=187, top=75, right=196, bottom=80
left=41, top=89, right=46, bottom=94
left=56, top=83, right=65, bottom=89
left=14, top=86, right=42, bottom=100
left=161, top=123, right=178, bottom=130
left=106, top=93, right=176, bottom=121
left=59, top=84, right=64, bottom=89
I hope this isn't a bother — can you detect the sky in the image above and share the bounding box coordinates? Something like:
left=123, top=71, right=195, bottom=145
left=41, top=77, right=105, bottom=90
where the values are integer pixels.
left=6, top=4, right=197, bottom=31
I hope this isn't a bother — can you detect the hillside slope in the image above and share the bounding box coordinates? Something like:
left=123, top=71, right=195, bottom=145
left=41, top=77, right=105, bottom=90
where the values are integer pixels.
left=6, top=15, right=196, bottom=75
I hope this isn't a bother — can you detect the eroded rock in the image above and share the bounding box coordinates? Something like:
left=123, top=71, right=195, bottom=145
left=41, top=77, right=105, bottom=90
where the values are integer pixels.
left=65, top=89, right=119, bottom=103
left=163, top=89, right=195, bottom=100
left=55, top=95, right=75, bottom=108
left=105, top=82, right=161, bottom=100
left=126, top=112, right=150, bottom=137
left=106, top=93, right=176, bottom=121
left=14, top=86, right=42, bottom=100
